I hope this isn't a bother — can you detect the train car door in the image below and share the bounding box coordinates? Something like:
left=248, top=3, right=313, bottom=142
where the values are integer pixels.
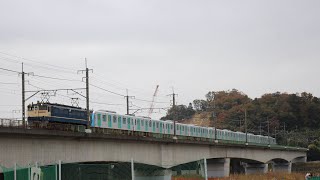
left=97, top=113, right=102, bottom=127
left=159, top=122, right=163, bottom=134
left=152, top=121, right=156, bottom=133
left=108, top=114, right=112, bottom=128
left=112, top=115, right=117, bottom=129
left=102, top=114, right=107, bottom=128
left=145, top=120, right=149, bottom=132
left=118, top=115, right=122, bottom=129
left=127, top=117, right=131, bottom=130
left=137, top=118, right=141, bottom=131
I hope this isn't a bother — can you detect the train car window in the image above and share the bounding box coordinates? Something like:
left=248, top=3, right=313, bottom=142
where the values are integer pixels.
left=149, top=121, right=152, bottom=127
left=152, top=121, right=155, bottom=127
left=128, top=119, right=130, bottom=124
left=102, top=115, right=106, bottom=122
left=113, top=116, right=117, bottom=123
left=123, top=118, right=127, bottom=124
left=39, top=105, right=47, bottom=110
left=141, top=119, right=144, bottom=126
left=156, top=122, right=159, bottom=128
left=108, top=115, right=112, bottom=122
left=171, top=124, right=173, bottom=130
left=135, top=119, right=137, bottom=125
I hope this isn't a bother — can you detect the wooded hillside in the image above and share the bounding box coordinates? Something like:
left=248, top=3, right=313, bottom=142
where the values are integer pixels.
left=161, top=89, right=320, bottom=160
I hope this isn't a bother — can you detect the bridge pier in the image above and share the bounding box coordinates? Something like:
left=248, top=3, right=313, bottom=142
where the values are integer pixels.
left=243, top=163, right=268, bottom=175
left=202, top=158, right=230, bottom=178
left=272, top=162, right=292, bottom=173
left=135, top=169, right=172, bottom=180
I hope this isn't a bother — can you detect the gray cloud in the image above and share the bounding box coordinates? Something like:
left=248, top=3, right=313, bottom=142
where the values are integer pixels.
left=0, top=0, right=319, bottom=118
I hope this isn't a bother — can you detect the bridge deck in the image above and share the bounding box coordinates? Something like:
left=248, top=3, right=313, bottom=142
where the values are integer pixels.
left=0, top=127, right=307, bottom=152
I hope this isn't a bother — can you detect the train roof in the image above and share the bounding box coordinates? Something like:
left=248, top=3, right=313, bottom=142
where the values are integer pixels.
left=96, top=109, right=117, bottom=114
left=28, top=102, right=87, bottom=110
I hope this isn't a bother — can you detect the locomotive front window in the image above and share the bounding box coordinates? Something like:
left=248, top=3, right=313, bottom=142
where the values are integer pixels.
left=39, top=105, right=47, bottom=110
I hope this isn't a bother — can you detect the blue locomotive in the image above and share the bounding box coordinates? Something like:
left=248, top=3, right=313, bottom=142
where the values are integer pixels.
left=27, top=102, right=88, bottom=129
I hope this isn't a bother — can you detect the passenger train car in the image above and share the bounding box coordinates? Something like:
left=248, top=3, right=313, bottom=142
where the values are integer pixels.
left=91, top=109, right=277, bottom=145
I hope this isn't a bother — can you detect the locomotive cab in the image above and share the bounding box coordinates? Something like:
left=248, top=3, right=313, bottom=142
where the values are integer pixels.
left=27, top=102, right=51, bottom=121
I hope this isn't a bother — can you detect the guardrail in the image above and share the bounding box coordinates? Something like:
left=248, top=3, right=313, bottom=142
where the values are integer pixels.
left=0, top=118, right=24, bottom=128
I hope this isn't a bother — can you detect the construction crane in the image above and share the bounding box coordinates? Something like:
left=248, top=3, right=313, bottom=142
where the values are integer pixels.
left=148, top=85, right=159, bottom=118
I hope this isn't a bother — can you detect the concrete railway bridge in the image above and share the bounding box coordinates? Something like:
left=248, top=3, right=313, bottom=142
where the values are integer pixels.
left=0, top=127, right=307, bottom=178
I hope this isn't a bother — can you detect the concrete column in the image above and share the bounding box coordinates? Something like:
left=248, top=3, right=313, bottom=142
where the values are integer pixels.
left=244, top=163, right=268, bottom=175
left=205, top=158, right=230, bottom=178
left=272, top=162, right=292, bottom=173
left=135, top=169, right=172, bottom=180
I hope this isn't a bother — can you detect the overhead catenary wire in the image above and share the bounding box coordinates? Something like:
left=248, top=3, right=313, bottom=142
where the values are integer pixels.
left=0, top=82, right=19, bottom=85
left=90, top=83, right=125, bottom=97
left=0, top=56, right=169, bottom=117
left=0, top=51, right=77, bottom=72
left=31, top=74, right=83, bottom=82
left=0, top=67, right=20, bottom=74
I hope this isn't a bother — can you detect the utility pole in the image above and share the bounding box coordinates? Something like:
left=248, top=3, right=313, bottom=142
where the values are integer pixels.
left=283, top=122, right=288, bottom=146
left=125, top=89, right=135, bottom=115
left=211, top=92, right=217, bottom=141
left=21, top=63, right=25, bottom=127
left=167, top=88, right=177, bottom=137
left=245, top=109, right=247, bottom=144
left=20, top=63, right=32, bottom=127
left=259, top=121, right=262, bottom=135
left=78, top=59, right=93, bottom=129
left=267, top=118, right=270, bottom=145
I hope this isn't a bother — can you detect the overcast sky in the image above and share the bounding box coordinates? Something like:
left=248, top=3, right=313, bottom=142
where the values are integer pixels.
left=0, top=0, right=319, bottom=119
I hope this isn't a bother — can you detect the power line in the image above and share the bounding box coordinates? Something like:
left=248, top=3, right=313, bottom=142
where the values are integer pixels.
left=0, top=82, right=18, bottom=85
left=0, top=51, right=77, bottom=72
left=92, top=73, right=169, bottom=98
left=134, top=98, right=169, bottom=104
left=31, top=74, right=82, bottom=82
left=90, top=83, right=125, bottom=97
left=0, top=67, right=20, bottom=73
left=0, top=55, right=77, bottom=75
